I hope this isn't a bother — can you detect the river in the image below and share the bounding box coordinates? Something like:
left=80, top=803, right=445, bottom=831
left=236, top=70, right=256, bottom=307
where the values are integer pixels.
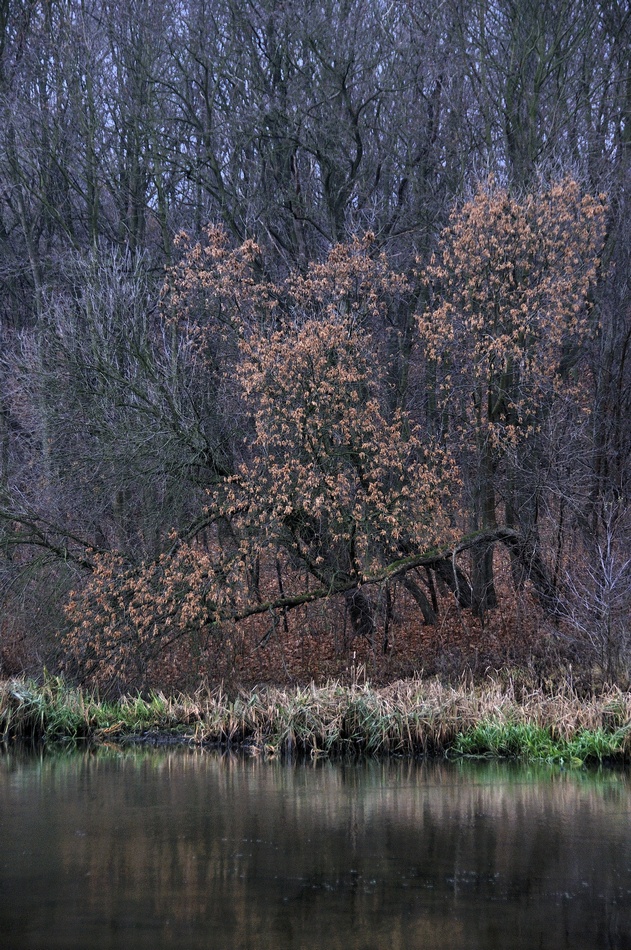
left=1, top=747, right=630, bottom=949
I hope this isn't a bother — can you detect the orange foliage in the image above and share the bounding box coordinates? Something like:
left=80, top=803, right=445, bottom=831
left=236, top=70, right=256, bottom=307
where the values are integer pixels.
left=62, top=181, right=609, bottom=690
left=419, top=177, right=607, bottom=447
left=231, top=312, right=458, bottom=579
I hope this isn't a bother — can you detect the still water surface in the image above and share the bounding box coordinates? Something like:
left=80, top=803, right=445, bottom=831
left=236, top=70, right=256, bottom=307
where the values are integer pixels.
left=1, top=747, right=630, bottom=949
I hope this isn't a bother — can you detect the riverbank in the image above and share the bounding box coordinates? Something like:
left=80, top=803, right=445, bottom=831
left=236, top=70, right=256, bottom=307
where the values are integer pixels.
left=1, top=675, right=630, bottom=765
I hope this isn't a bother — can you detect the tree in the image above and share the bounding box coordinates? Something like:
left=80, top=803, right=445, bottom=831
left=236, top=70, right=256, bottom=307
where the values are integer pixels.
left=0, top=187, right=615, bottom=688
left=60, top=233, right=459, bottom=688
left=562, top=498, right=631, bottom=682
left=451, top=0, right=601, bottom=187
left=419, top=177, right=607, bottom=615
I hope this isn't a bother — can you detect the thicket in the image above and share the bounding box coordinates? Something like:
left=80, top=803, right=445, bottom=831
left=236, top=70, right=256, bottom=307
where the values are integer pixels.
left=2, top=676, right=630, bottom=765
left=0, top=0, right=630, bottom=694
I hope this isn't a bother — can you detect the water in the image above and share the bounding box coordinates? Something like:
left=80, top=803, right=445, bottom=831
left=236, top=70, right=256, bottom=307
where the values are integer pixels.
left=1, top=747, right=630, bottom=949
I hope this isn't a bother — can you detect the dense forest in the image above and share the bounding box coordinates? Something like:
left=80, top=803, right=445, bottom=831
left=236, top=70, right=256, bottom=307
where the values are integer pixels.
left=0, top=0, right=629, bottom=694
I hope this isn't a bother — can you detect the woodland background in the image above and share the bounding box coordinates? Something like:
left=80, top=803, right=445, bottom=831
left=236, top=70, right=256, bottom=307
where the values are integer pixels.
left=0, top=0, right=629, bottom=694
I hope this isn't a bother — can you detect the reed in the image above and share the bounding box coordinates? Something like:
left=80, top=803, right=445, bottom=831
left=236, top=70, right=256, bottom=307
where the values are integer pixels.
left=1, top=675, right=630, bottom=764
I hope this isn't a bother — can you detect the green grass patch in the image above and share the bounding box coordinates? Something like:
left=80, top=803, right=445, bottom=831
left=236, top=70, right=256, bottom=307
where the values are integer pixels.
left=452, top=720, right=630, bottom=765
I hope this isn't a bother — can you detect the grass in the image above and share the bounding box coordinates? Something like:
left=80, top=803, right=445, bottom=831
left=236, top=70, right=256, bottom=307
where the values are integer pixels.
left=0, top=676, right=187, bottom=744
left=452, top=721, right=630, bottom=764
left=1, top=674, right=630, bottom=765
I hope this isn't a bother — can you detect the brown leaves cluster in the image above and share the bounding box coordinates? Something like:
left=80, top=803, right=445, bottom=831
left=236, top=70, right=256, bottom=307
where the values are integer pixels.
left=64, top=542, right=243, bottom=689
left=419, top=177, right=607, bottom=447
left=231, top=312, right=457, bottom=582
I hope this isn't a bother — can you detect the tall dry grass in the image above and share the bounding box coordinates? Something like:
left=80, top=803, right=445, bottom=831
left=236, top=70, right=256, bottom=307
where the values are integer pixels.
left=1, top=675, right=630, bottom=763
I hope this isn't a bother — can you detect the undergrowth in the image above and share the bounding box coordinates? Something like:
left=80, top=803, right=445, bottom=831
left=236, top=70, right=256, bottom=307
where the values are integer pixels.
left=1, top=674, right=630, bottom=765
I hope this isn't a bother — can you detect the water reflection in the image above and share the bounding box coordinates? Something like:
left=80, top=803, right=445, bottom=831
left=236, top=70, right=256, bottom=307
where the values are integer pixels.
left=1, top=748, right=630, bottom=949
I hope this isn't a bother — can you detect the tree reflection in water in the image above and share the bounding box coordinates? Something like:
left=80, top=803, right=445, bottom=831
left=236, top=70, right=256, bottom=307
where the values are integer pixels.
left=0, top=750, right=630, bottom=950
